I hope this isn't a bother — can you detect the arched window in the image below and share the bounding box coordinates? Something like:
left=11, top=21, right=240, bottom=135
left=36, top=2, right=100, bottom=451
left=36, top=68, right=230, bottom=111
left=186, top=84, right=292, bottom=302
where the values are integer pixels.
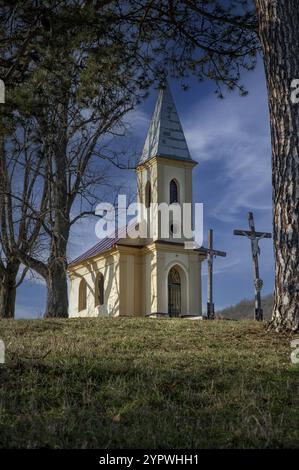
left=170, top=179, right=178, bottom=204
left=145, top=181, right=151, bottom=208
left=95, top=272, right=104, bottom=307
left=78, top=278, right=87, bottom=311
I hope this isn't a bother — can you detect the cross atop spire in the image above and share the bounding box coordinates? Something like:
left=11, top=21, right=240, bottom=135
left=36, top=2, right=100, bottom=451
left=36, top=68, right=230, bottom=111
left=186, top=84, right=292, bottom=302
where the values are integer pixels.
left=139, top=81, right=194, bottom=165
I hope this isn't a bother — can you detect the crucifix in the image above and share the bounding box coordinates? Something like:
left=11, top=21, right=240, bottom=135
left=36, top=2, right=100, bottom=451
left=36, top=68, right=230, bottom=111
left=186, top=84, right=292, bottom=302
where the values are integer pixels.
left=233, top=212, right=272, bottom=321
left=205, top=229, right=227, bottom=319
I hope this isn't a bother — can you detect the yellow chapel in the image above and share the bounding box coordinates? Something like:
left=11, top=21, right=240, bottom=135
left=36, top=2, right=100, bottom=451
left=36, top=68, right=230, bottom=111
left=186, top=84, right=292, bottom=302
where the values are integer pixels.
left=68, top=82, right=206, bottom=317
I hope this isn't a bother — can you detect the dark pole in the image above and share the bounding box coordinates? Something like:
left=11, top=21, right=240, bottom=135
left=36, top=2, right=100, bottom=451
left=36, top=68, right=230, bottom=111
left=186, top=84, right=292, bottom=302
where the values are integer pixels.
left=207, top=229, right=215, bottom=319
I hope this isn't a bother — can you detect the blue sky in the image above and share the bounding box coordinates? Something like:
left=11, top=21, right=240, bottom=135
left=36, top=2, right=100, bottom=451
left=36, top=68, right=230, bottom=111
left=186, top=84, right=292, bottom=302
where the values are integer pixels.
left=15, top=59, right=274, bottom=318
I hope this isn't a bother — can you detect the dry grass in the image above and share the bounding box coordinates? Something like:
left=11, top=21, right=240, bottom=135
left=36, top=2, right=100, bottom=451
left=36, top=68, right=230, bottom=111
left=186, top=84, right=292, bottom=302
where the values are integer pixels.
left=0, top=318, right=298, bottom=448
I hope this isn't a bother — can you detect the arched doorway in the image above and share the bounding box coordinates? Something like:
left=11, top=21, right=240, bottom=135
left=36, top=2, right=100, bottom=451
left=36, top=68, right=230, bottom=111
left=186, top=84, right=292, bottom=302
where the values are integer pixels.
left=168, top=266, right=181, bottom=317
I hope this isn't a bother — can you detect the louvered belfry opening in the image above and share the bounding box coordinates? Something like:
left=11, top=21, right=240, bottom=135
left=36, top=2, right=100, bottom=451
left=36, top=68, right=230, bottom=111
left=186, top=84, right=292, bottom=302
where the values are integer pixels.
left=170, top=179, right=178, bottom=204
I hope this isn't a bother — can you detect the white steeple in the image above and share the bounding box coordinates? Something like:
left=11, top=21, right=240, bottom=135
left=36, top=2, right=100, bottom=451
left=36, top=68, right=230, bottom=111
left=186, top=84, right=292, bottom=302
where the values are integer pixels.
left=139, top=81, right=193, bottom=164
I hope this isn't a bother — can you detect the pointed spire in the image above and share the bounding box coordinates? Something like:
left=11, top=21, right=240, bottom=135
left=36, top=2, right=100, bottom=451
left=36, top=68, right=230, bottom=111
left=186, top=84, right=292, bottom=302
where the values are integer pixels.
left=139, top=81, right=193, bottom=165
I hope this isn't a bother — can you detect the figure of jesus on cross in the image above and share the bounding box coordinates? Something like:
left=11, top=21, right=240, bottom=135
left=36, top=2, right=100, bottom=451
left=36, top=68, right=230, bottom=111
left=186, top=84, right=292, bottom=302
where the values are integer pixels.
left=234, top=212, right=272, bottom=321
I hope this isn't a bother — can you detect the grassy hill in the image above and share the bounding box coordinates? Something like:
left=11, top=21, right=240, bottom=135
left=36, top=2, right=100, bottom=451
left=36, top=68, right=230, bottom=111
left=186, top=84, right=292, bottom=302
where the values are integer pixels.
left=217, top=294, right=274, bottom=320
left=0, top=317, right=298, bottom=448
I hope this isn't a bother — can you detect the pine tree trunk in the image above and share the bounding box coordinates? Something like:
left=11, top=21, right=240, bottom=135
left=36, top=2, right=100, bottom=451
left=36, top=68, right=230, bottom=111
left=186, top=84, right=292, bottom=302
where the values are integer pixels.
left=255, top=0, right=299, bottom=331
left=0, top=261, right=19, bottom=318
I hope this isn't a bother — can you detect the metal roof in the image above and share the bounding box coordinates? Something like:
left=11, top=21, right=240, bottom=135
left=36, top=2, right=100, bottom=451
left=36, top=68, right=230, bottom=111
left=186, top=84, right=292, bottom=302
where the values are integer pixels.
left=139, top=81, right=193, bottom=164
left=69, top=225, right=127, bottom=266
left=69, top=224, right=143, bottom=267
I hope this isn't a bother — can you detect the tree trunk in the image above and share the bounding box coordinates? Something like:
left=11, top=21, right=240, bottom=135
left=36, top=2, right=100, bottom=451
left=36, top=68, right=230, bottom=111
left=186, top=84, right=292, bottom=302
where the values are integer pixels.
left=255, top=0, right=299, bottom=331
left=45, top=259, right=69, bottom=318
left=44, top=154, right=70, bottom=318
left=44, top=100, right=70, bottom=318
left=0, top=261, right=19, bottom=318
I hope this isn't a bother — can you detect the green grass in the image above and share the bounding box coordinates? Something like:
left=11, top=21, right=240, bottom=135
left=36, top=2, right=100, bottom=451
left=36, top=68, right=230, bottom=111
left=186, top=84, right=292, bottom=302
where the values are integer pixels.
left=0, top=318, right=298, bottom=448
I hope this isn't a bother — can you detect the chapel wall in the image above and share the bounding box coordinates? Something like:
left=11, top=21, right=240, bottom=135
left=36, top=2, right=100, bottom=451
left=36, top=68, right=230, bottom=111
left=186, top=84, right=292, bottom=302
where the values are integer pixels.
left=68, top=252, right=120, bottom=317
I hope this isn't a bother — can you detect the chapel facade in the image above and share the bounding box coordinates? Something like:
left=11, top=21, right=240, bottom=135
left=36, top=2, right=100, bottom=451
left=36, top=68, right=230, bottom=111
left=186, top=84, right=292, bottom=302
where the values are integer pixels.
left=68, top=82, right=206, bottom=317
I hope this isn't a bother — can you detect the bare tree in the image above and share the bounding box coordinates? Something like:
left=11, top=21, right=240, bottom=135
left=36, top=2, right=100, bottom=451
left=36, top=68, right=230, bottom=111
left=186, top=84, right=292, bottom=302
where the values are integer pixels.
left=9, top=44, right=143, bottom=318
left=0, top=118, right=48, bottom=318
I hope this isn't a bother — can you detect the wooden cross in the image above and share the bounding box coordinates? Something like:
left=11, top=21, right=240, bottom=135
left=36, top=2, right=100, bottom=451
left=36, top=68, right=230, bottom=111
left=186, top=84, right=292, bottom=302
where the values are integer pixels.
left=233, top=212, right=272, bottom=321
left=0, top=79, right=5, bottom=104
left=204, top=229, right=226, bottom=319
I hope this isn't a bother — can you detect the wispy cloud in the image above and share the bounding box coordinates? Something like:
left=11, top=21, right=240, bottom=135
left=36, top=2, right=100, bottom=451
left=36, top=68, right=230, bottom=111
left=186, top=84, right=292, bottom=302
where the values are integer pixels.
left=124, top=108, right=150, bottom=132
left=184, top=68, right=272, bottom=222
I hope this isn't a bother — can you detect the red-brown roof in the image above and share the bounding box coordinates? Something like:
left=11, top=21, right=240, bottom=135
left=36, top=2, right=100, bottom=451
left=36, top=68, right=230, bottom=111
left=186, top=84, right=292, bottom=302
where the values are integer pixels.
left=69, top=225, right=129, bottom=266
